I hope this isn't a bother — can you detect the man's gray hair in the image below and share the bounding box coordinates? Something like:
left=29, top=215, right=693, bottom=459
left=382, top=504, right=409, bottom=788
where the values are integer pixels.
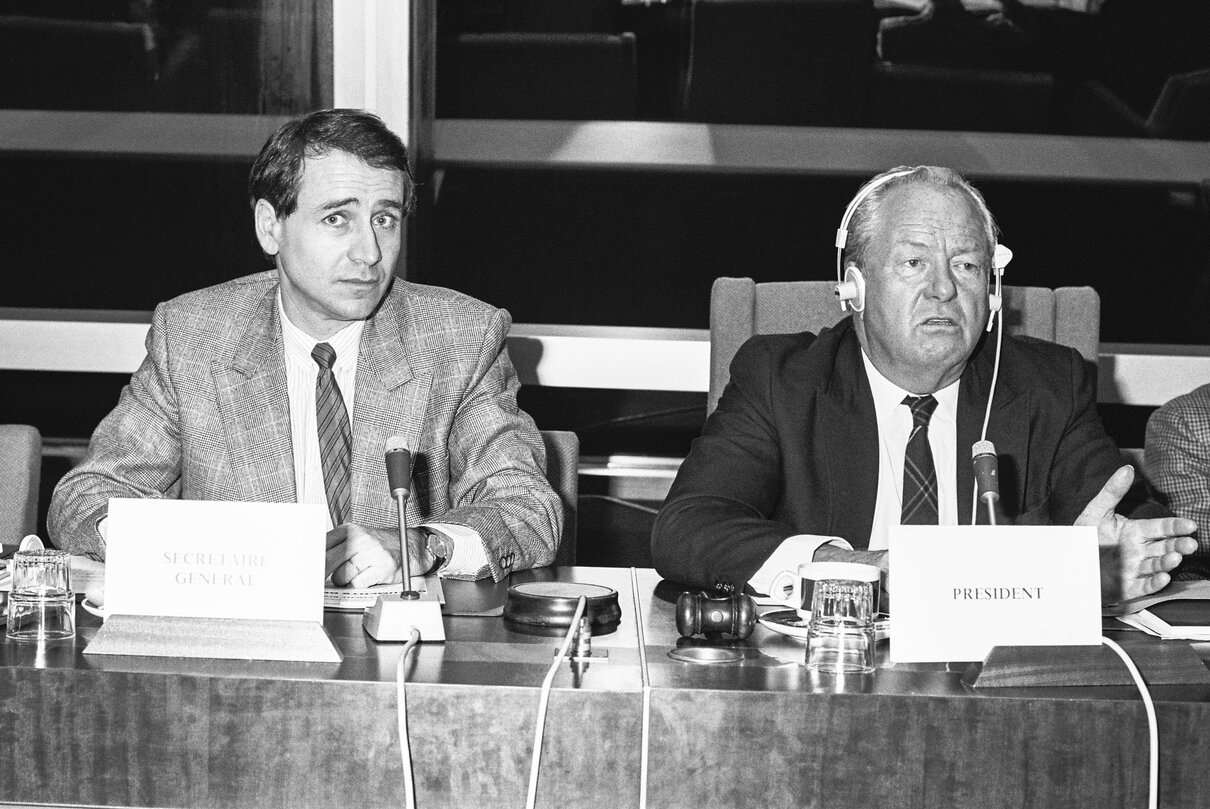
left=843, top=166, right=998, bottom=270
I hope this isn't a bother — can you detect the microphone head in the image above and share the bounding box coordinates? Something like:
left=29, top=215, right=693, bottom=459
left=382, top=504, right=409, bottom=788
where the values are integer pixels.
left=385, top=435, right=412, bottom=454
left=972, top=440, right=996, bottom=459
left=384, top=437, right=413, bottom=495
left=971, top=440, right=1000, bottom=503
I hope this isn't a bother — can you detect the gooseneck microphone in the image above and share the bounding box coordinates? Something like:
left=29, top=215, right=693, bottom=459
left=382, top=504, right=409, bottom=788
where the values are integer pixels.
left=971, top=440, right=1000, bottom=526
left=385, top=438, right=419, bottom=598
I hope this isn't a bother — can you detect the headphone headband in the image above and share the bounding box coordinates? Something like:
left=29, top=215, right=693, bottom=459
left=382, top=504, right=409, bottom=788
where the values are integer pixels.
left=834, top=169, right=915, bottom=312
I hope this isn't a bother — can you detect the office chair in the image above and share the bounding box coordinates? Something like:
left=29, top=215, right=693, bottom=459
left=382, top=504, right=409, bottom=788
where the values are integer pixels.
left=541, top=429, right=580, bottom=566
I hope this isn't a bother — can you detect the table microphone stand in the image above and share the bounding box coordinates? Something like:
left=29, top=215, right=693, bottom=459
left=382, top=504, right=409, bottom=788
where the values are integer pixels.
left=364, top=445, right=445, bottom=641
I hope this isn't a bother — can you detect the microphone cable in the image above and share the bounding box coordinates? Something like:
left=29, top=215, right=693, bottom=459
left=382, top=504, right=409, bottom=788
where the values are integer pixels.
left=395, top=626, right=423, bottom=809
left=630, top=567, right=652, bottom=809
left=1101, top=635, right=1159, bottom=809
left=970, top=286, right=1006, bottom=526
left=526, top=595, right=588, bottom=809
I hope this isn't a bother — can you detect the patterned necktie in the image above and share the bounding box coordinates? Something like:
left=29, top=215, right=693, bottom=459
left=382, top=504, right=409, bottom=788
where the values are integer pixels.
left=901, top=394, right=939, bottom=525
left=313, top=342, right=352, bottom=528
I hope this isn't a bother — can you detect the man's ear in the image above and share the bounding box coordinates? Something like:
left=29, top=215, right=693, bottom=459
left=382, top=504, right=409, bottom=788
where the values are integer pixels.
left=253, top=199, right=282, bottom=257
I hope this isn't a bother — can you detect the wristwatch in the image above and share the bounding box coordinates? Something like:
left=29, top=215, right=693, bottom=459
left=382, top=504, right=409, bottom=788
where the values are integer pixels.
left=421, top=527, right=452, bottom=575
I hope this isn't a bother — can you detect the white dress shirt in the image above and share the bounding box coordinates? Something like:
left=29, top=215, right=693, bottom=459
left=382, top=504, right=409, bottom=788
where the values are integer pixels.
left=280, top=298, right=364, bottom=526
left=749, top=346, right=960, bottom=596
left=279, top=295, right=487, bottom=576
left=862, top=350, right=960, bottom=550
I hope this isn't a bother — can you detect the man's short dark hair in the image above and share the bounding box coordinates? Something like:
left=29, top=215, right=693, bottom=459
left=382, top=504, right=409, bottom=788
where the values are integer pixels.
left=248, top=108, right=416, bottom=218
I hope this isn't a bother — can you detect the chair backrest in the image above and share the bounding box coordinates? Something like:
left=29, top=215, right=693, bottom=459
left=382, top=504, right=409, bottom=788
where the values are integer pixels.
left=455, top=32, right=637, bottom=120
left=541, top=429, right=580, bottom=566
left=0, top=425, right=42, bottom=541
left=708, top=277, right=1100, bottom=413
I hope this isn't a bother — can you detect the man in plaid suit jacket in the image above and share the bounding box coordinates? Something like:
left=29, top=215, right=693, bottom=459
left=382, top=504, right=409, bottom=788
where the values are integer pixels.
left=1147, top=383, right=1210, bottom=580
left=49, top=110, right=560, bottom=583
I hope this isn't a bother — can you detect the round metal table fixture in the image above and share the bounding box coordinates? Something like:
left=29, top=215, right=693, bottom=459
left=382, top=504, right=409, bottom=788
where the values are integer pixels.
left=503, top=581, right=622, bottom=628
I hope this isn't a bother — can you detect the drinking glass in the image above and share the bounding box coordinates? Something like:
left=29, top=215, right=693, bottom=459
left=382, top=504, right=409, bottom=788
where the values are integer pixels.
left=6, top=549, right=75, bottom=642
left=806, top=564, right=878, bottom=674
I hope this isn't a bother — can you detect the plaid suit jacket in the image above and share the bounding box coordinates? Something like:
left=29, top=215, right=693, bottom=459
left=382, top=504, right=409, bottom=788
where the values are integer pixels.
left=49, top=271, right=560, bottom=581
left=1147, top=383, right=1210, bottom=579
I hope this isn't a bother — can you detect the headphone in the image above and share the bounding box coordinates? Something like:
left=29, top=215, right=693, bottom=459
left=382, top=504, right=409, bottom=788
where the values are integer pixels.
left=833, top=169, right=1012, bottom=333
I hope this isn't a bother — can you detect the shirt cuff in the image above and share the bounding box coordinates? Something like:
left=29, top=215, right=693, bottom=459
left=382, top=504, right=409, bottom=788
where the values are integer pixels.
left=418, top=522, right=488, bottom=577
left=748, top=534, right=853, bottom=597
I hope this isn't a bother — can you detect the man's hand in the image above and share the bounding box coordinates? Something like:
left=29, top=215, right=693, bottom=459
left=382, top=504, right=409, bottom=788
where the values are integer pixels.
left=325, top=524, right=436, bottom=589
left=812, top=544, right=891, bottom=612
left=1075, top=465, right=1198, bottom=606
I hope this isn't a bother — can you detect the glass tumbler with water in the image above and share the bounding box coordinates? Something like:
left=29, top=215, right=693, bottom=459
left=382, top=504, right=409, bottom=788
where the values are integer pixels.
left=6, top=549, right=75, bottom=642
left=806, top=564, right=878, bottom=674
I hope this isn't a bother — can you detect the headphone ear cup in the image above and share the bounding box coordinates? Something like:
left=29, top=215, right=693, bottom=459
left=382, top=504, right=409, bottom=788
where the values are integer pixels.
left=835, top=267, right=865, bottom=313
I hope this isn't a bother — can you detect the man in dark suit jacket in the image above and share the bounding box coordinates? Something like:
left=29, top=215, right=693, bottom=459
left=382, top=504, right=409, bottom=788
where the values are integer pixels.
left=652, top=166, right=1195, bottom=606
left=50, top=109, right=560, bottom=584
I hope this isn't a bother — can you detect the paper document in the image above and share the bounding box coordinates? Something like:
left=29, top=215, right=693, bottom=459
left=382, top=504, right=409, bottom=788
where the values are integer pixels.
left=1117, top=609, right=1210, bottom=641
left=323, top=574, right=444, bottom=611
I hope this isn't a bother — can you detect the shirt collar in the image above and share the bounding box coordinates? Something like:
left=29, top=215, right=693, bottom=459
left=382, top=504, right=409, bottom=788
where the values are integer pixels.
left=859, top=348, right=961, bottom=421
left=277, top=291, right=366, bottom=370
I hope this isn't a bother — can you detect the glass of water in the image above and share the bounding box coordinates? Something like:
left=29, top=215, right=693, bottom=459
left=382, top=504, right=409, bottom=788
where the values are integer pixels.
left=6, top=549, right=75, bottom=642
left=806, top=564, right=879, bottom=674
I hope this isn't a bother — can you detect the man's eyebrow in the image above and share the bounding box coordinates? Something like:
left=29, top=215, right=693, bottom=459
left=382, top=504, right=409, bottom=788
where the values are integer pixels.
left=318, top=197, right=360, bottom=212
left=375, top=199, right=405, bottom=211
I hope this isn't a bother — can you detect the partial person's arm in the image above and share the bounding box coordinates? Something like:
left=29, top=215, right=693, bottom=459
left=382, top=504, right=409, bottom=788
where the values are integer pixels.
left=1145, top=389, right=1210, bottom=579
left=430, top=308, right=561, bottom=581
left=48, top=304, right=183, bottom=559
left=652, top=338, right=872, bottom=591
left=1037, top=345, right=1160, bottom=524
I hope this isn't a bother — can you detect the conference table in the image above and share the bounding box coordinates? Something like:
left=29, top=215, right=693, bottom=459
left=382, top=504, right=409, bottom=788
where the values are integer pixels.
left=2, top=566, right=1209, bottom=809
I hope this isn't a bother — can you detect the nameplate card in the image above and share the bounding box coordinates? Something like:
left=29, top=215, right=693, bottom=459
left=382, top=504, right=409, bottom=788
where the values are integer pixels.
left=105, top=498, right=327, bottom=624
left=889, top=525, right=1100, bottom=662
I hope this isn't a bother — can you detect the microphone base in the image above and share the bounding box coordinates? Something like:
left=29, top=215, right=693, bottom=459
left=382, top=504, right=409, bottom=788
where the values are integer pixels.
left=363, top=591, right=446, bottom=642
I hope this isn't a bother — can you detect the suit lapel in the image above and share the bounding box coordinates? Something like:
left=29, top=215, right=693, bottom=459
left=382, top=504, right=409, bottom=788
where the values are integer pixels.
left=350, top=289, right=433, bottom=525
left=212, top=285, right=296, bottom=504
left=820, top=327, right=880, bottom=546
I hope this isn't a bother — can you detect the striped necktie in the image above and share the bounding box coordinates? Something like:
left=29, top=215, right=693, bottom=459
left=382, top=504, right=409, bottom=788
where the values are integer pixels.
left=901, top=394, right=939, bottom=525
left=312, top=342, right=352, bottom=528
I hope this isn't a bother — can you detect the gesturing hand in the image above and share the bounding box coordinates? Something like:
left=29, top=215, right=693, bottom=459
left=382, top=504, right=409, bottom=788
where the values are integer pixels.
left=1075, top=465, right=1198, bottom=606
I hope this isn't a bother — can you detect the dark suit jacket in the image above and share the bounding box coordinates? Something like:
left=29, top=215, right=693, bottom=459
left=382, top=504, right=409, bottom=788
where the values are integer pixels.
left=49, top=271, right=560, bottom=581
left=652, top=318, right=1150, bottom=592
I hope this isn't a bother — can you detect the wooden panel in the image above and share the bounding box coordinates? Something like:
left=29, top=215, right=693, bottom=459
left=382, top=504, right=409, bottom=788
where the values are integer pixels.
left=3, top=568, right=1210, bottom=808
